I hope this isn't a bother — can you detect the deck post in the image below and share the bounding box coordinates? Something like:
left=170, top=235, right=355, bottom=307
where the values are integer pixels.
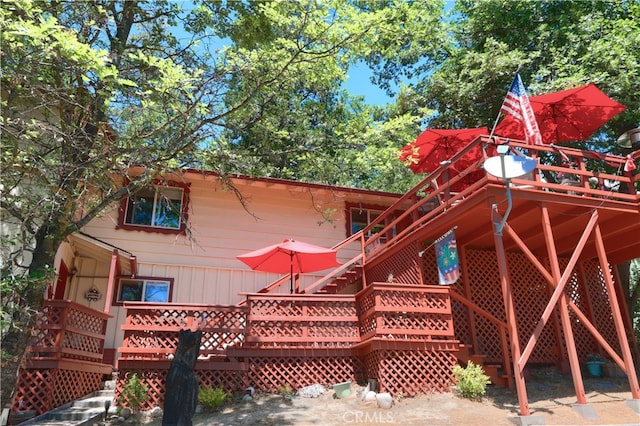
left=593, top=221, right=640, bottom=400
left=492, top=206, right=530, bottom=417
left=104, top=249, right=118, bottom=314
left=540, top=205, right=587, bottom=407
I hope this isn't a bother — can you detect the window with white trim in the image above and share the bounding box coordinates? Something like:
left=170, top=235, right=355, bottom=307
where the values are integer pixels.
left=350, top=207, right=385, bottom=237
left=116, top=278, right=172, bottom=304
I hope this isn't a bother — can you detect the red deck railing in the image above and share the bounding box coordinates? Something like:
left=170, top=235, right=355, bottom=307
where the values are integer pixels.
left=27, top=300, right=112, bottom=365
left=361, top=137, right=639, bottom=262
left=119, top=304, right=247, bottom=363
left=13, top=300, right=113, bottom=415
left=115, top=283, right=458, bottom=406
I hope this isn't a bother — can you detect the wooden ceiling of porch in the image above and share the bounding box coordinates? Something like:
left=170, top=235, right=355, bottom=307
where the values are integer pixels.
left=407, top=182, right=640, bottom=265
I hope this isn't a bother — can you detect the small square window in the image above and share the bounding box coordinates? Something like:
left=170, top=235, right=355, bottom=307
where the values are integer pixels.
left=115, top=277, right=173, bottom=305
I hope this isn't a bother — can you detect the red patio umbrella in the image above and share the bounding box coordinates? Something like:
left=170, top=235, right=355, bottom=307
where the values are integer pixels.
left=494, top=83, right=626, bottom=144
left=237, top=239, right=340, bottom=294
left=399, top=127, right=488, bottom=191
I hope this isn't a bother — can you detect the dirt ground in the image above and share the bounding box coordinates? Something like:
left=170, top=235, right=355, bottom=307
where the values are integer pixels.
left=145, top=367, right=640, bottom=426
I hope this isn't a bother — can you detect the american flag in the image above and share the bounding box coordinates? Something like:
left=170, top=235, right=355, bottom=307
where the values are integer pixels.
left=500, top=74, right=543, bottom=145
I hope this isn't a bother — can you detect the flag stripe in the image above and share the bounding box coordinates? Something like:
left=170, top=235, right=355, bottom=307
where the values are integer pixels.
left=500, top=74, right=543, bottom=145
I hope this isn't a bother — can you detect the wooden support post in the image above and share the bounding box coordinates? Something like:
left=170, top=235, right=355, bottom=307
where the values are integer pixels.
left=492, top=206, right=529, bottom=416
left=104, top=249, right=118, bottom=314
left=593, top=222, right=640, bottom=399
left=540, top=204, right=587, bottom=405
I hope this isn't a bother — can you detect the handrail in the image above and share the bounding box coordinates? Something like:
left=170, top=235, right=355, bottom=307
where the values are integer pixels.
left=361, top=135, right=639, bottom=263
left=28, top=300, right=112, bottom=362
left=242, top=135, right=638, bottom=298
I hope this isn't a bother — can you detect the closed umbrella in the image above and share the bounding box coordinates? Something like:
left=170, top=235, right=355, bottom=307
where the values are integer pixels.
left=237, top=239, right=340, bottom=293
left=495, top=83, right=626, bottom=144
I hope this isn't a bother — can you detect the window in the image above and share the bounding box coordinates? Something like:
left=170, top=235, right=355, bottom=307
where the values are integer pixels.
left=114, top=277, right=173, bottom=304
left=350, top=207, right=385, bottom=237
left=118, top=182, right=189, bottom=233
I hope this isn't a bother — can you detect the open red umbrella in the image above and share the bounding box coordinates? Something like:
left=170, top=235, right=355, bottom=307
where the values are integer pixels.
left=237, top=239, right=340, bottom=293
left=494, top=83, right=626, bottom=144
left=399, top=127, right=488, bottom=191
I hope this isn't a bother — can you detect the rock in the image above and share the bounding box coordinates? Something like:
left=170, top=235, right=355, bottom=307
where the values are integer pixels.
left=147, top=406, right=163, bottom=419
left=297, top=384, right=327, bottom=398
left=364, top=391, right=377, bottom=403
left=242, top=394, right=253, bottom=402
left=120, top=407, right=133, bottom=418
left=245, top=386, right=255, bottom=396
left=376, top=392, right=394, bottom=409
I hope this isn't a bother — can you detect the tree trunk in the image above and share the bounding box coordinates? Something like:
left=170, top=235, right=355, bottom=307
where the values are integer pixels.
left=162, top=330, right=202, bottom=426
left=0, top=225, right=61, bottom=411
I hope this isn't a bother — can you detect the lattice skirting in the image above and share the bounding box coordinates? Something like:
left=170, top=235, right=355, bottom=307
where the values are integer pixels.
left=12, top=368, right=103, bottom=414
left=363, top=348, right=456, bottom=396
left=118, top=355, right=364, bottom=410
left=116, top=366, right=249, bottom=411
left=247, top=354, right=365, bottom=393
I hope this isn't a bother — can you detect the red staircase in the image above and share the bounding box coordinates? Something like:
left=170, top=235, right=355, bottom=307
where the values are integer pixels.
left=315, top=265, right=363, bottom=294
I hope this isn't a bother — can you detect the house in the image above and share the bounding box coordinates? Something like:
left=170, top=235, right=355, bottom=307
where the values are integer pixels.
left=12, top=136, right=640, bottom=423
left=54, top=171, right=408, bottom=362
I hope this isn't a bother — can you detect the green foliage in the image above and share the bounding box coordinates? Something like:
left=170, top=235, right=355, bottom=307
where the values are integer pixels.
left=119, top=374, right=148, bottom=413
left=277, top=384, right=295, bottom=396
left=452, top=361, right=491, bottom=400
left=198, top=386, right=231, bottom=412
left=631, top=259, right=640, bottom=346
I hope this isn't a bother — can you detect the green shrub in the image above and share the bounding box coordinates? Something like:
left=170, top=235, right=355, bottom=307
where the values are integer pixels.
left=277, top=384, right=294, bottom=396
left=198, top=386, right=231, bottom=411
left=119, top=373, right=148, bottom=413
left=452, top=361, right=491, bottom=400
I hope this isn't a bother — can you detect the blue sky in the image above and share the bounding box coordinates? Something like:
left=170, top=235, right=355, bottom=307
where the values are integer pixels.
left=344, top=62, right=395, bottom=106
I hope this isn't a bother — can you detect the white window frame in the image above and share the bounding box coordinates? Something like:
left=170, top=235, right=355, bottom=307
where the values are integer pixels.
left=115, top=277, right=172, bottom=304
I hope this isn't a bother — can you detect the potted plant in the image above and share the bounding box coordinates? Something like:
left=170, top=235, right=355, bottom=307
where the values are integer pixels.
left=585, top=354, right=605, bottom=378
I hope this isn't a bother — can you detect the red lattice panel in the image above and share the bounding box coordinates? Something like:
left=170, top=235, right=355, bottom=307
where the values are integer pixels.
left=363, top=348, right=456, bottom=396
left=582, top=260, right=620, bottom=356
left=465, top=249, right=505, bottom=362
left=419, top=245, right=439, bottom=285
left=12, top=369, right=51, bottom=413
left=117, top=368, right=168, bottom=411
left=356, top=284, right=454, bottom=341
left=560, top=257, right=593, bottom=361
left=247, top=354, right=365, bottom=393
left=121, top=306, right=247, bottom=359
left=13, top=368, right=103, bottom=414
left=508, top=251, right=559, bottom=363
left=246, top=297, right=359, bottom=348
left=116, top=366, right=249, bottom=411
left=365, top=241, right=423, bottom=285
left=28, top=301, right=110, bottom=361
left=65, top=305, right=108, bottom=334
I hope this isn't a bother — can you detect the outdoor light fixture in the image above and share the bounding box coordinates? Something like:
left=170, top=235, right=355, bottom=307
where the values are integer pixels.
left=483, top=144, right=538, bottom=235
left=616, top=127, right=640, bottom=149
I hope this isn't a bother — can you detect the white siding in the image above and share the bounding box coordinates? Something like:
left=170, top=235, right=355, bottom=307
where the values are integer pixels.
left=72, top=175, right=401, bottom=354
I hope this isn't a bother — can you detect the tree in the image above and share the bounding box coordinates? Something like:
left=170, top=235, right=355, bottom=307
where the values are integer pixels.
left=0, top=0, right=448, bottom=409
